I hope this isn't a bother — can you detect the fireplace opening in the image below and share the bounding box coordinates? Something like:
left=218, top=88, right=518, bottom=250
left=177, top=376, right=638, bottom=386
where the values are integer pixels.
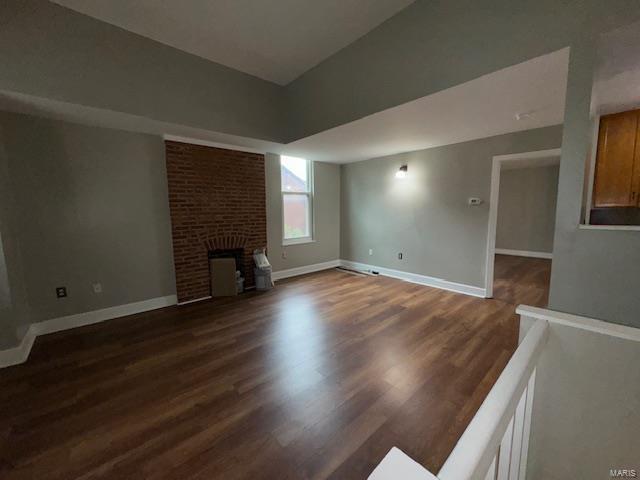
left=208, top=248, right=245, bottom=281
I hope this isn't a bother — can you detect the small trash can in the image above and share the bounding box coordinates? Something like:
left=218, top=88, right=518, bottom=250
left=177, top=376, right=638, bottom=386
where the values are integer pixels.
left=253, top=248, right=273, bottom=291
left=254, top=267, right=272, bottom=291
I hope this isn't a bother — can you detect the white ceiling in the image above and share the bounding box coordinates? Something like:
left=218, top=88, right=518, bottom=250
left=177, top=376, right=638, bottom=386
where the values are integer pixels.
left=50, top=0, right=415, bottom=85
left=0, top=48, right=569, bottom=164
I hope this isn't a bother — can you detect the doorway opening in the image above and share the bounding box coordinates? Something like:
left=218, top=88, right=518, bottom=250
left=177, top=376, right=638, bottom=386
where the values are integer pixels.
left=485, top=149, right=561, bottom=306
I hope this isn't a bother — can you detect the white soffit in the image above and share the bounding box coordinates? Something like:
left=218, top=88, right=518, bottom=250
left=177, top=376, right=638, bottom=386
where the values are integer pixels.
left=284, top=48, right=569, bottom=163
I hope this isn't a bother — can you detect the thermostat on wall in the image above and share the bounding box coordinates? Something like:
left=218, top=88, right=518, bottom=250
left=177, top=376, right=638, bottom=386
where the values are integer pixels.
left=468, top=197, right=483, bottom=206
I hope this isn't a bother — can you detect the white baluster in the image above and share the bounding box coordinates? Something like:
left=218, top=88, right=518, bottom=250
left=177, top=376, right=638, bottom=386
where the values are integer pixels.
left=496, top=417, right=514, bottom=480
left=518, top=369, right=536, bottom=480
left=508, top=384, right=528, bottom=480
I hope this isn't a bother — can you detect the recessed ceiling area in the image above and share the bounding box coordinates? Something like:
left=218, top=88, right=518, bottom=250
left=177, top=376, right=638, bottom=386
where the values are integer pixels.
left=50, top=0, right=415, bottom=85
left=0, top=48, right=569, bottom=164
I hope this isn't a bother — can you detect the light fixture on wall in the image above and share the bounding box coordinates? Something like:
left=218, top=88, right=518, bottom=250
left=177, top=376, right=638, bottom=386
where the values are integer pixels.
left=395, top=165, right=408, bottom=179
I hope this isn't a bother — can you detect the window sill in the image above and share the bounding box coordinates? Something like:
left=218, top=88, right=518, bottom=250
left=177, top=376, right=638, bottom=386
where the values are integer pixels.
left=282, top=238, right=316, bottom=246
left=579, top=224, right=640, bottom=231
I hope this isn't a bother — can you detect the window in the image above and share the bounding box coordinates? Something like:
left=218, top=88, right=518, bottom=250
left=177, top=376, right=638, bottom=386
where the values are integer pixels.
left=281, top=156, right=313, bottom=244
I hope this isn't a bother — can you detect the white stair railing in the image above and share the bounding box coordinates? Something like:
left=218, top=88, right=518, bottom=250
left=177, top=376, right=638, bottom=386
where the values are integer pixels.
left=437, top=318, right=547, bottom=480
left=371, top=304, right=640, bottom=480
left=369, top=316, right=549, bottom=480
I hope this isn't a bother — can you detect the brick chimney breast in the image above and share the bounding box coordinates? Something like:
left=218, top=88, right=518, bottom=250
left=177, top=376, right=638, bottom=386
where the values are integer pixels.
left=165, top=141, right=266, bottom=303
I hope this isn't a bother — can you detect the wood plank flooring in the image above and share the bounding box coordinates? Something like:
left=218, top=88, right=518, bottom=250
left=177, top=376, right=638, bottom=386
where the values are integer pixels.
left=493, top=254, right=551, bottom=307
left=0, top=256, right=550, bottom=479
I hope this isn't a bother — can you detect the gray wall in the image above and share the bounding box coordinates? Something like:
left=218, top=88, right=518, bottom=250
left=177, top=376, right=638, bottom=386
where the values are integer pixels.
left=527, top=323, right=640, bottom=479
left=1, top=0, right=638, bottom=339
left=0, top=125, right=31, bottom=348
left=0, top=112, right=344, bottom=350
left=265, top=153, right=340, bottom=272
left=285, top=0, right=640, bottom=141
left=549, top=37, right=640, bottom=328
left=0, top=0, right=285, bottom=142
left=340, top=126, right=562, bottom=288
left=0, top=111, right=176, bottom=324
left=496, top=165, right=559, bottom=254
left=0, top=236, right=10, bottom=309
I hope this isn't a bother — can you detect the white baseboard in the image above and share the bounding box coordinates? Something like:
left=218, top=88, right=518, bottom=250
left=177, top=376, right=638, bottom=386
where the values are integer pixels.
left=33, top=295, right=177, bottom=336
left=339, top=260, right=487, bottom=298
left=0, top=294, right=177, bottom=369
left=177, top=295, right=212, bottom=306
left=272, top=259, right=341, bottom=281
left=495, top=249, right=553, bottom=259
left=0, top=327, right=37, bottom=369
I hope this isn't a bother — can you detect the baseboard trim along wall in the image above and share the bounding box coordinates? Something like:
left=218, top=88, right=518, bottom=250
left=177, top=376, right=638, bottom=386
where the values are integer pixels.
left=339, top=260, right=487, bottom=298
left=36, top=295, right=178, bottom=336
left=177, top=296, right=212, bottom=306
left=495, top=248, right=553, bottom=259
left=272, top=260, right=341, bottom=281
left=2, top=258, right=488, bottom=368
left=0, top=294, right=177, bottom=368
left=272, top=259, right=487, bottom=298
left=0, top=328, right=37, bottom=369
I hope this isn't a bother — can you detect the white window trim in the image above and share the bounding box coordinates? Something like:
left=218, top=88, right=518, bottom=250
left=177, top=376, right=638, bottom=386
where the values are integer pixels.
left=281, top=158, right=314, bottom=246
left=283, top=236, right=316, bottom=246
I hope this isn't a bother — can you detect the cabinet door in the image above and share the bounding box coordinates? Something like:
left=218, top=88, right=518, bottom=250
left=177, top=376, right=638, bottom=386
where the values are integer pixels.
left=593, top=110, right=638, bottom=207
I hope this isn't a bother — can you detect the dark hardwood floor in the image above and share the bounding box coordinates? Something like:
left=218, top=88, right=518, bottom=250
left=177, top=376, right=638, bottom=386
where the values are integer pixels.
left=0, top=257, right=550, bottom=479
left=493, top=254, right=551, bottom=308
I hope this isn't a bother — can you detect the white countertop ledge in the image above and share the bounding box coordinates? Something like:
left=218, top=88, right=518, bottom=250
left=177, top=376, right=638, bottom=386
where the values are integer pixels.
left=579, top=224, right=640, bottom=231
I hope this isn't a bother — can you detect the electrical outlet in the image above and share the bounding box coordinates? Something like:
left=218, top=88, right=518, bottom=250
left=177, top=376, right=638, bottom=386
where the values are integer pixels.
left=398, top=252, right=403, bottom=260
left=92, top=283, right=102, bottom=294
left=56, top=286, right=67, bottom=298
left=368, top=249, right=373, bottom=256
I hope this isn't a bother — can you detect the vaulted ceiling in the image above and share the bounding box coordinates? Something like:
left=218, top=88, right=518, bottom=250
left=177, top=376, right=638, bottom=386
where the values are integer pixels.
left=1, top=1, right=583, bottom=162
left=51, top=0, right=415, bottom=85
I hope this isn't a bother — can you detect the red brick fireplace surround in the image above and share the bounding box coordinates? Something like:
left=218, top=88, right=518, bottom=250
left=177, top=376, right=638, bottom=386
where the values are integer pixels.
left=165, top=141, right=267, bottom=303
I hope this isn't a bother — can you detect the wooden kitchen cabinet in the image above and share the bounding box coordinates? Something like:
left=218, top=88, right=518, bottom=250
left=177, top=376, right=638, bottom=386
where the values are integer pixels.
left=593, top=108, right=640, bottom=208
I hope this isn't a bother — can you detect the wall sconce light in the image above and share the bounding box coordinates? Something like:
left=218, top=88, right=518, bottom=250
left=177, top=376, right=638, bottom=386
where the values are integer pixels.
left=395, top=165, right=408, bottom=179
